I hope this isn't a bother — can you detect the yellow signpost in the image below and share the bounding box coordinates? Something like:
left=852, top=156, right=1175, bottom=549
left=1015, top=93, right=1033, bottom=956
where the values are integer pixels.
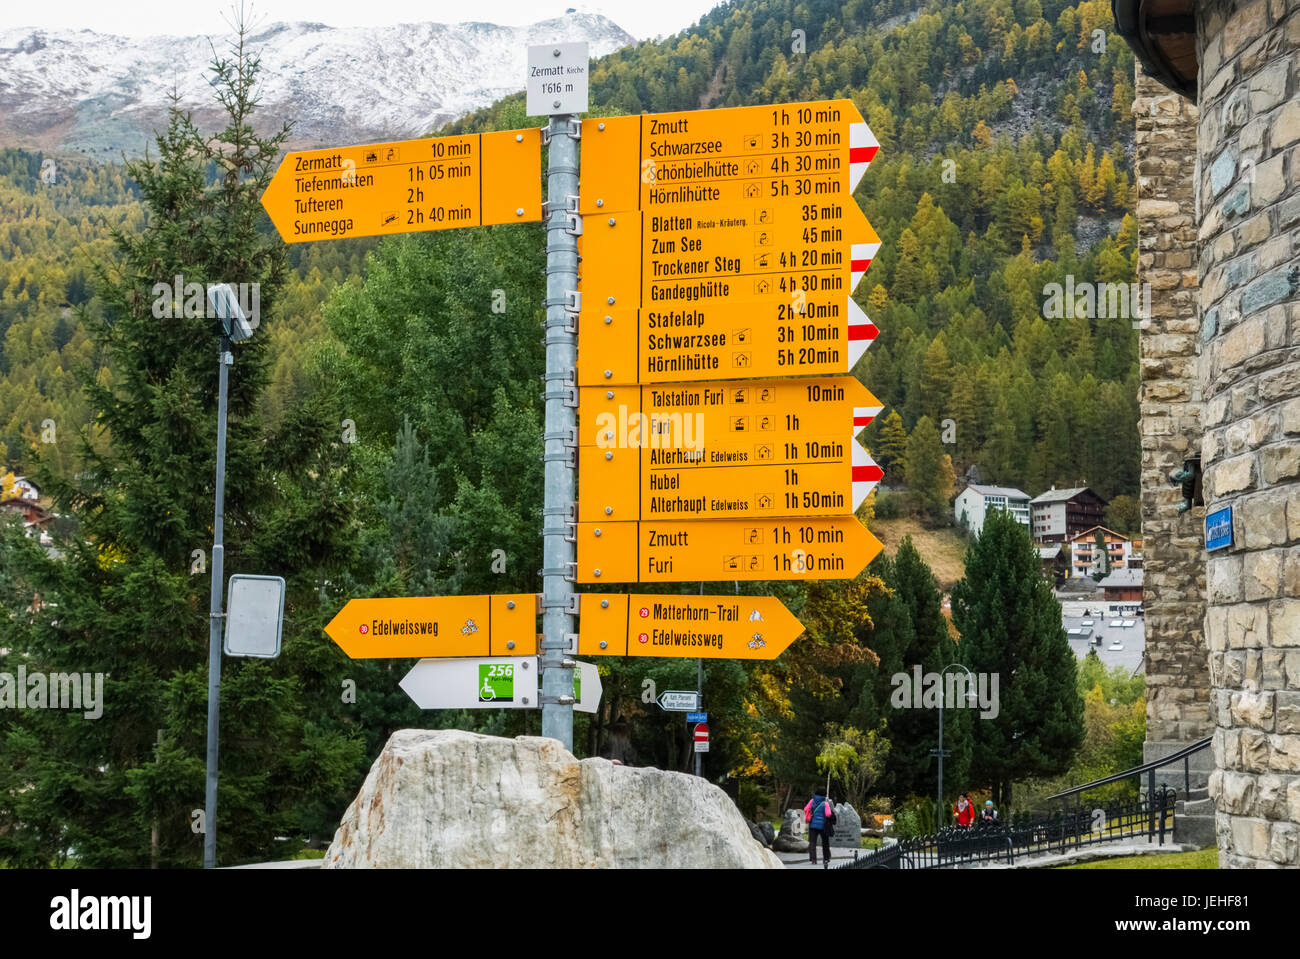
left=576, top=593, right=805, bottom=659
left=577, top=375, right=882, bottom=522
left=578, top=376, right=882, bottom=447
left=576, top=297, right=878, bottom=385
left=572, top=516, right=884, bottom=584
left=579, top=99, right=879, bottom=215
left=260, top=129, right=541, bottom=243
left=324, top=593, right=539, bottom=658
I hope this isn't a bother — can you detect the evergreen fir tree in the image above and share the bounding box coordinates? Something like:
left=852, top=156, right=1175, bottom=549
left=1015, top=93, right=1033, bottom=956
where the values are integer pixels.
left=2, top=24, right=364, bottom=867
left=950, top=510, right=1084, bottom=809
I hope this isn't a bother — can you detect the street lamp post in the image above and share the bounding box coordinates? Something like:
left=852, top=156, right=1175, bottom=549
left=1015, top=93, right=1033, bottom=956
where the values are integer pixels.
left=202, top=284, right=255, bottom=869
left=932, top=662, right=978, bottom=831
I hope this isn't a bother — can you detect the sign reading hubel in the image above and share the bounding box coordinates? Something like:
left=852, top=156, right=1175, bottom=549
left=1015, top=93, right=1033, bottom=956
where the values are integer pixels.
left=260, top=130, right=541, bottom=243
left=577, top=376, right=882, bottom=523
left=577, top=594, right=804, bottom=659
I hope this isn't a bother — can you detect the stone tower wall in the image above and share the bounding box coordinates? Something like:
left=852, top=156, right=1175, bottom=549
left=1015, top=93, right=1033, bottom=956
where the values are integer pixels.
left=1134, top=70, right=1214, bottom=785
left=1196, top=0, right=1300, bottom=868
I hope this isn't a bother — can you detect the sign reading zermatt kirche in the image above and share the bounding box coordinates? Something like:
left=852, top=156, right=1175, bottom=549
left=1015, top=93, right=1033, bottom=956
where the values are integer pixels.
left=573, top=99, right=885, bottom=584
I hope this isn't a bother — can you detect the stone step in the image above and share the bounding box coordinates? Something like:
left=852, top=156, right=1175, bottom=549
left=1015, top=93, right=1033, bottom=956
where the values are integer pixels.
left=1173, top=812, right=1216, bottom=850
left=1179, top=797, right=1214, bottom=817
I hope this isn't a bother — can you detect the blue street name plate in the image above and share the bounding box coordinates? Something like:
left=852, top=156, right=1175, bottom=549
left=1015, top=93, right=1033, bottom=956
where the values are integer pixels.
left=1205, top=505, right=1233, bottom=551
left=686, top=712, right=707, bottom=723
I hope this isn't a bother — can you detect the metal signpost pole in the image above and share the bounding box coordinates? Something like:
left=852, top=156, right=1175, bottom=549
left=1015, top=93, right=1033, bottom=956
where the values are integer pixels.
left=695, top=581, right=703, bottom=777
left=541, top=112, right=579, bottom=750
left=203, top=335, right=232, bottom=869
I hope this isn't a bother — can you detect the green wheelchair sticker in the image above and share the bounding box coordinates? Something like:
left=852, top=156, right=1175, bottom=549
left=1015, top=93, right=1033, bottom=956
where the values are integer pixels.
left=479, top=663, right=514, bottom=703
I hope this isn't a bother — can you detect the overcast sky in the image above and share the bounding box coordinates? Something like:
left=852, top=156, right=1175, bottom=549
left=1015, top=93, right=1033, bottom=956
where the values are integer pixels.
left=0, top=1, right=724, bottom=42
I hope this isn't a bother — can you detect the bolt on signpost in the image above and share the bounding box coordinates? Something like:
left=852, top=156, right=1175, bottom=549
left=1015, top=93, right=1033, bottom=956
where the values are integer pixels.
left=529, top=42, right=589, bottom=750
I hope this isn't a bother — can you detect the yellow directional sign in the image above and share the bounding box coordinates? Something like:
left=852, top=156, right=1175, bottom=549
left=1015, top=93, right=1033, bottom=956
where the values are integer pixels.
left=576, top=296, right=879, bottom=385
left=572, top=517, right=883, bottom=583
left=576, top=593, right=805, bottom=659
left=578, top=376, right=881, bottom=447
left=324, top=594, right=538, bottom=658
left=261, top=129, right=541, bottom=243
left=577, top=203, right=879, bottom=317
left=576, top=376, right=883, bottom=522
left=580, top=100, right=879, bottom=215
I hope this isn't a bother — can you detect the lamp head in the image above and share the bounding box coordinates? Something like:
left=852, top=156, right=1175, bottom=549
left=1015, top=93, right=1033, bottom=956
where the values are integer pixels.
left=206, top=283, right=255, bottom=342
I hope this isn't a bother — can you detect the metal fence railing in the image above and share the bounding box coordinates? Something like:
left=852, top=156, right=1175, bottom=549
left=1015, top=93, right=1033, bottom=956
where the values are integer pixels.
left=835, top=788, right=1177, bottom=870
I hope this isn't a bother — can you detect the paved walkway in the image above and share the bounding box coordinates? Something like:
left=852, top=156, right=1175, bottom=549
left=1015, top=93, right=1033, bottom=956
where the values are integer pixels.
left=778, top=846, right=870, bottom=869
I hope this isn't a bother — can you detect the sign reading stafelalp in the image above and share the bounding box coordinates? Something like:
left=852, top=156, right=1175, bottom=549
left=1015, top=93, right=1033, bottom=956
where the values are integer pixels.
left=577, top=594, right=804, bottom=659
left=324, top=594, right=538, bottom=658
left=260, top=130, right=541, bottom=243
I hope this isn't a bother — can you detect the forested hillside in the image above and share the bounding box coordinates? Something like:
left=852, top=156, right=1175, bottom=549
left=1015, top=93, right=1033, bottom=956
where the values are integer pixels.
left=0, top=0, right=1139, bottom=863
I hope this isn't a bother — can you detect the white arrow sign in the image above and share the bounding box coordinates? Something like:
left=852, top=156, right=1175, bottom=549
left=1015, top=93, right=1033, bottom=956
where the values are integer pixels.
left=399, top=657, right=603, bottom=713
left=658, top=690, right=701, bottom=712
left=399, top=657, right=539, bottom=709
left=572, top=661, right=602, bottom=714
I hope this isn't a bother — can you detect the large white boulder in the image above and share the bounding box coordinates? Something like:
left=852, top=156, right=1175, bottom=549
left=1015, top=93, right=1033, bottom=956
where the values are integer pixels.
left=323, top=729, right=783, bottom=868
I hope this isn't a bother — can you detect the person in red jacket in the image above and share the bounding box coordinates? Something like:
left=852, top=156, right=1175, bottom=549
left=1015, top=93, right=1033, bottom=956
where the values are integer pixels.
left=953, top=793, right=975, bottom=827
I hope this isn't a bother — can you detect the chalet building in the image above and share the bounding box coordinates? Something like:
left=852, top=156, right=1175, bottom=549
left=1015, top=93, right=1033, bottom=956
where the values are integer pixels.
left=1098, top=568, right=1144, bottom=605
left=953, top=484, right=1031, bottom=536
left=1029, top=486, right=1106, bottom=543
left=1068, top=525, right=1133, bottom=579
left=1036, top=543, right=1067, bottom=584
left=12, top=476, right=41, bottom=502
left=0, top=497, right=54, bottom=546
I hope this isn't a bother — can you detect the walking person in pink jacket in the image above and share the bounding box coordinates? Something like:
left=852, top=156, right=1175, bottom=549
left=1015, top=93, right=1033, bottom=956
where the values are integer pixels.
left=804, top=790, right=836, bottom=867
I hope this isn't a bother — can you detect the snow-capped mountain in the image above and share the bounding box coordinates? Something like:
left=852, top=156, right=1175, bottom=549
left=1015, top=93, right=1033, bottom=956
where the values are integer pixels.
left=0, top=15, right=635, bottom=157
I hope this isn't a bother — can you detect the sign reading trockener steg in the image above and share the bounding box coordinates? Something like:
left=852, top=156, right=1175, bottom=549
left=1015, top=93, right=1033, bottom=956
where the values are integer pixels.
left=260, top=130, right=541, bottom=243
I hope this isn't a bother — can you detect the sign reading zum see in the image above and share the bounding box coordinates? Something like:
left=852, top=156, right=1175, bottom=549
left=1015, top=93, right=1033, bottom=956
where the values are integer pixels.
left=1205, top=505, right=1233, bottom=551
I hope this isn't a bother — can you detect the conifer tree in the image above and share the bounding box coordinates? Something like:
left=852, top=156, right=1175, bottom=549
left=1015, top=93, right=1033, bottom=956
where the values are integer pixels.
left=874, top=409, right=909, bottom=478
left=1, top=23, right=364, bottom=867
left=951, top=510, right=1083, bottom=809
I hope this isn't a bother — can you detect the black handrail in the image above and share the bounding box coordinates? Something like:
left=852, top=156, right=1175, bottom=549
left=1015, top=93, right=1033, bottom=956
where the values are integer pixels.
left=1042, top=736, right=1211, bottom=801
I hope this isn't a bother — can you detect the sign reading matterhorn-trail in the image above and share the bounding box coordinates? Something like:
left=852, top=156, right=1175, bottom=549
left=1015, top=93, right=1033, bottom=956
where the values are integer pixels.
left=576, top=594, right=804, bottom=659
left=260, top=129, right=541, bottom=243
